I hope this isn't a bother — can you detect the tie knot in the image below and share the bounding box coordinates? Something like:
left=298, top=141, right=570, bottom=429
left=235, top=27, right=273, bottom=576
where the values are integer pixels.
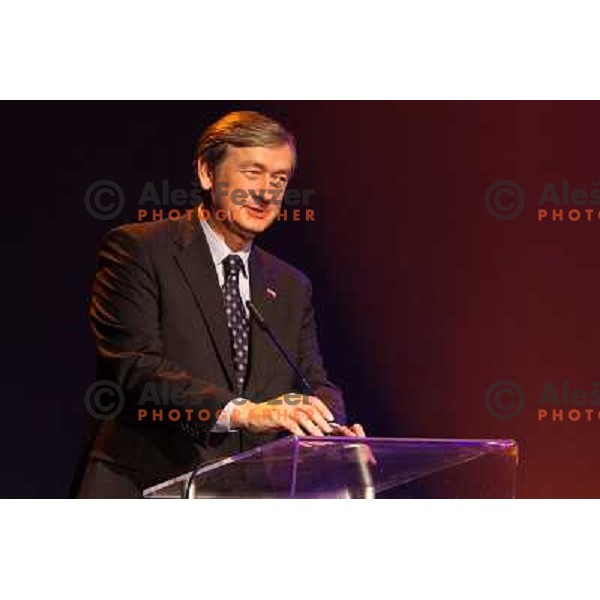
left=223, top=254, right=244, bottom=279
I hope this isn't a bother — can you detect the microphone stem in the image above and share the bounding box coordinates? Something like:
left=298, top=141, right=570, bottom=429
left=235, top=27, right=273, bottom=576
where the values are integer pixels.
left=246, top=300, right=314, bottom=395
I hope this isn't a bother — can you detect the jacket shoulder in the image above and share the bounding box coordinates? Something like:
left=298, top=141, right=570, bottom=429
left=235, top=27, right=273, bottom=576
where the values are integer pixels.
left=254, top=245, right=312, bottom=290
left=99, top=218, right=177, bottom=249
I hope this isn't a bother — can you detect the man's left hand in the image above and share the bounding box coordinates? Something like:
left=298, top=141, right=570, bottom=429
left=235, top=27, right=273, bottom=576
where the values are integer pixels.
left=331, top=423, right=366, bottom=437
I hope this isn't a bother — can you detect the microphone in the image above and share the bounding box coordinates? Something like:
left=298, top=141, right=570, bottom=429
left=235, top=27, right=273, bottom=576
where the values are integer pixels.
left=245, top=299, right=340, bottom=428
left=246, top=299, right=374, bottom=497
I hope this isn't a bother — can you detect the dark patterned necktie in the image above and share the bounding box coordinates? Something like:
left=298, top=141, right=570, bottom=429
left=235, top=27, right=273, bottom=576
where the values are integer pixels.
left=222, top=254, right=250, bottom=395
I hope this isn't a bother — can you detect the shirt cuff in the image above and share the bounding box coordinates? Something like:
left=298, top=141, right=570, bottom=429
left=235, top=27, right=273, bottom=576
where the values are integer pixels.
left=210, top=399, right=243, bottom=432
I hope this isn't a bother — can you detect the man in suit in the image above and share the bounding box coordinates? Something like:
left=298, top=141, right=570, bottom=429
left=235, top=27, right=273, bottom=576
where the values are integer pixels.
left=77, top=110, right=364, bottom=498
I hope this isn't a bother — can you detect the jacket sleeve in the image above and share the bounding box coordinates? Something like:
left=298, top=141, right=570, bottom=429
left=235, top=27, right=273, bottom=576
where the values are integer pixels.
left=296, top=277, right=347, bottom=424
left=89, top=226, right=237, bottom=440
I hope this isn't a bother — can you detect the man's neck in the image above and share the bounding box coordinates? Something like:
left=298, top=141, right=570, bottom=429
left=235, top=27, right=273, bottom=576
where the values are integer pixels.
left=200, top=205, right=252, bottom=252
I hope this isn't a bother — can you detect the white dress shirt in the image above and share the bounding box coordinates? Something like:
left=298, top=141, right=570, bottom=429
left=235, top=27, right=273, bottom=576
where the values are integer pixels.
left=199, top=215, right=252, bottom=316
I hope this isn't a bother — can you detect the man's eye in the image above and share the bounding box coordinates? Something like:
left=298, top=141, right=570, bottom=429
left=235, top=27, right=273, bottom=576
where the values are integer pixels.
left=243, top=170, right=261, bottom=176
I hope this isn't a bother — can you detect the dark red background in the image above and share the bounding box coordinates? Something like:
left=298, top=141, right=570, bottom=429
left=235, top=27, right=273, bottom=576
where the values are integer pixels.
left=15, top=101, right=600, bottom=497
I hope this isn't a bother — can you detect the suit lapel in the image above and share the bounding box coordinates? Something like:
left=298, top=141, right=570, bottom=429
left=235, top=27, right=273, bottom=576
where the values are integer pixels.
left=173, top=211, right=235, bottom=388
left=246, top=247, right=277, bottom=396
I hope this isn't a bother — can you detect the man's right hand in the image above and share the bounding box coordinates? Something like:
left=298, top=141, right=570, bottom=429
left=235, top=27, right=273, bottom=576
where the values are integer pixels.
left=229, top=394, right=335, bottom=436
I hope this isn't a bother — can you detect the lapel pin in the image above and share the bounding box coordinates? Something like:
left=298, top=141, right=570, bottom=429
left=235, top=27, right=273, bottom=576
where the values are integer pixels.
left=266, top=287, right=277, bottom=300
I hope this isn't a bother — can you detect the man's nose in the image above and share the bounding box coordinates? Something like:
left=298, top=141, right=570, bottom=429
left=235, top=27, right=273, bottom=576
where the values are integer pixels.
left=248, top=184, right=268, bottom=206
left=249, top=176, right=272, bottom=203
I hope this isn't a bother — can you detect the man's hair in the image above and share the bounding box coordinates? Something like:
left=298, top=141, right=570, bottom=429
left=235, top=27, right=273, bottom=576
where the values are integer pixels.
left=194, top=110, right=297, bottom=178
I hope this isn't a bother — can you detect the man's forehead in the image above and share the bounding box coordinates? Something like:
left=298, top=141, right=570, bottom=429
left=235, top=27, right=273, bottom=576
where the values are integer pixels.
left=227, top=144, right=294, bottom=168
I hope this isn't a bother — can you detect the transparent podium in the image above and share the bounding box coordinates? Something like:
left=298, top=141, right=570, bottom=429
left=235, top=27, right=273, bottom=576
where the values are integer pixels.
left=143, top=436, right=518, bottom=499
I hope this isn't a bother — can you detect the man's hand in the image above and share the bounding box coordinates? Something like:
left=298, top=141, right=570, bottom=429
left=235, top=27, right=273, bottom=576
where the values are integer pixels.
left=330, top=423, right=366, bottom=437
left=229, top=394, right=365, bottom=437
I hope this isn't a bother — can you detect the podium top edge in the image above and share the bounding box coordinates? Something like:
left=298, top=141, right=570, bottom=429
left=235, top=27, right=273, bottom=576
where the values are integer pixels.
left=294, top=436, right=517, bottom=447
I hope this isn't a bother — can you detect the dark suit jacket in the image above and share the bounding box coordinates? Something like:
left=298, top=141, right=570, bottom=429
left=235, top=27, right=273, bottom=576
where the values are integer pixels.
left=77, top=209, right=345, bottom=497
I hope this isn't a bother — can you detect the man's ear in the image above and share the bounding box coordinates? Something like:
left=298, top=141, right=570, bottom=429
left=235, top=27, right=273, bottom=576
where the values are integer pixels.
left=197, top=159, right=213, bottom=191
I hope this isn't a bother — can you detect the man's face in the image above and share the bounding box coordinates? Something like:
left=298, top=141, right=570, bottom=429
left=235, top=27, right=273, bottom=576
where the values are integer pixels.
left=199, top=144, right=294, bottom=239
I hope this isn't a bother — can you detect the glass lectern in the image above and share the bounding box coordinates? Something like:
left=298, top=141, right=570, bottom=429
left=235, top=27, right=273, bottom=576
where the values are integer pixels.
left=143, top=436, right=518, bottom=499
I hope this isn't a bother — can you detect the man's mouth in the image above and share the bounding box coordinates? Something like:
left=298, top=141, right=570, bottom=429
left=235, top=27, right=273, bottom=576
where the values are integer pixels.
left=244, top=204, right=268, bottom=218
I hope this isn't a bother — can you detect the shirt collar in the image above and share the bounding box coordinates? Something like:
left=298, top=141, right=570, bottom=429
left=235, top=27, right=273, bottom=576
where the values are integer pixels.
left=199, top=210, right=252, bottom=278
